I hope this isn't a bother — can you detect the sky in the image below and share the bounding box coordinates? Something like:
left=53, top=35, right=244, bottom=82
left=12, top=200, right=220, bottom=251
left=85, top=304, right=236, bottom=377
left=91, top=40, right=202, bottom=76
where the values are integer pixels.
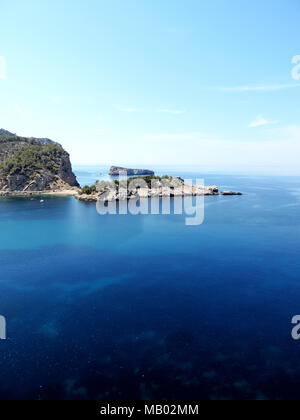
left=1, top=0, right=300, bottom=173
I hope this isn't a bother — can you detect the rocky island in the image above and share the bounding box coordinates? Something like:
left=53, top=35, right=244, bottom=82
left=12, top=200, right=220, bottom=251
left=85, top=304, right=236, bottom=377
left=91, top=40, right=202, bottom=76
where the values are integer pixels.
left=109, top=166, right=155, bottom=177
left=0, top=129, right=79, bottom=196
left=78, top=175, right=242, bottom=202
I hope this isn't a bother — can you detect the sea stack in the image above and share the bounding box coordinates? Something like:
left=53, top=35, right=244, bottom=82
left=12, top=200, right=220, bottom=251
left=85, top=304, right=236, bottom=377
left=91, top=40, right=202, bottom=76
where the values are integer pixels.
left=109, top=166, right=155, bottom=177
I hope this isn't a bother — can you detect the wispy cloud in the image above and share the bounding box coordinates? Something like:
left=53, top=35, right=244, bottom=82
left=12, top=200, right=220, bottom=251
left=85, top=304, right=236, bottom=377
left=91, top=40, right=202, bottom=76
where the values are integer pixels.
left=249, top=115, right=278, bottom=128
left=156, top=109, right=186, bottom=115
left=218, top=84, right=300, bottom=92
left=0, top=56, right=6, bottom=80
left=114, top=105, right=141, bottom=113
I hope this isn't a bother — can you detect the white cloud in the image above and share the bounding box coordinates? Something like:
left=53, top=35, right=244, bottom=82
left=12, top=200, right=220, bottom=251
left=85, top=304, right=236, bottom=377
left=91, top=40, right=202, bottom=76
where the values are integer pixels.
left=218, top=84, right=300, bottom=92
left=157, top=109, right=186, bottom=115
left=249, top=115, right=278, bottom=128
left=0, top=56, right=6, bottom=80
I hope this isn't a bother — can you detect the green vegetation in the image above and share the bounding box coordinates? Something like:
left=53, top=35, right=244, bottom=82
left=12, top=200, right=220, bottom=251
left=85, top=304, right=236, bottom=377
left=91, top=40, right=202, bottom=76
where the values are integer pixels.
left=0, top=143, right=64, bottom=178
left=126, top=175, right=171, bottom=187
left=0, top=135, right=31, bottom=145
left=83, top=175, right=180, bottom=195
left=79, top=185, right=97, bottom=195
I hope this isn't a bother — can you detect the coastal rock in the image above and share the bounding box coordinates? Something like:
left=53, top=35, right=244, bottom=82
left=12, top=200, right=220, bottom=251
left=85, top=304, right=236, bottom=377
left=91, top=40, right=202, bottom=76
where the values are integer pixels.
left=77, top=193, right=98, bottom=202
left=109, top=166, right=155, bottom=177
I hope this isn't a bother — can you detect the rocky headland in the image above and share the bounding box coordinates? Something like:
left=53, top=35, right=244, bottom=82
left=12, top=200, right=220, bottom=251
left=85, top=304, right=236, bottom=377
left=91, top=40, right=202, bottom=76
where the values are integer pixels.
left=0, top=129, right=79, bottom=195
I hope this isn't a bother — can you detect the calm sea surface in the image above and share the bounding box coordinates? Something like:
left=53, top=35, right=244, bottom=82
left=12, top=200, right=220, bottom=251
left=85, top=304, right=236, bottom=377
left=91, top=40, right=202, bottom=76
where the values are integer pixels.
left=0, top=166, right=300, bottom=400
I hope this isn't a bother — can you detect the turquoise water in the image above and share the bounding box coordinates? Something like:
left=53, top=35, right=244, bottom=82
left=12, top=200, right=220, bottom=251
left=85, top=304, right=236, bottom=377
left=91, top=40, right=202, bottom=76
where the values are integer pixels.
left=1, top=168, right=300, bottom=399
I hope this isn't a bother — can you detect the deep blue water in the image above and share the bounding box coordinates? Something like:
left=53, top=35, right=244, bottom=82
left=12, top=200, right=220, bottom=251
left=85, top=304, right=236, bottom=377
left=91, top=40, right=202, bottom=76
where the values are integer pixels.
left=1, top=168, right=300, bottom=400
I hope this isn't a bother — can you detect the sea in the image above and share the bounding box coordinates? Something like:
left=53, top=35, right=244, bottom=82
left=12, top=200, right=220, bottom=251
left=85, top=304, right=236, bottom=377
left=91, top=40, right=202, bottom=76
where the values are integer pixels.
left=0, top=165, right=300, bottom=400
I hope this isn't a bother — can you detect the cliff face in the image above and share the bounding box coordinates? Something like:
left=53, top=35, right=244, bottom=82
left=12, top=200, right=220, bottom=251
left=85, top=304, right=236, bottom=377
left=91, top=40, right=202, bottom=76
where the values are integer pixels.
left=0, top=131, right=79, bottom=192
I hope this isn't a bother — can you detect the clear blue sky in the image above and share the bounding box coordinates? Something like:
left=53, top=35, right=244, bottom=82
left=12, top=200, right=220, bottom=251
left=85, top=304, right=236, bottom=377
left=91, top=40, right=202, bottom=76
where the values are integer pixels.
left=1, top=0, right=300, bottom=173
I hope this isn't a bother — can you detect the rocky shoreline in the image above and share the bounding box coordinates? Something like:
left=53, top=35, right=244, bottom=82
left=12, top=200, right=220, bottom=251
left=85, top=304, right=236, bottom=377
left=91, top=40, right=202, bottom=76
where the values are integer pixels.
left=0, top=186, right=242, bottom=201
left=0, top=188, right=79, bottom=198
